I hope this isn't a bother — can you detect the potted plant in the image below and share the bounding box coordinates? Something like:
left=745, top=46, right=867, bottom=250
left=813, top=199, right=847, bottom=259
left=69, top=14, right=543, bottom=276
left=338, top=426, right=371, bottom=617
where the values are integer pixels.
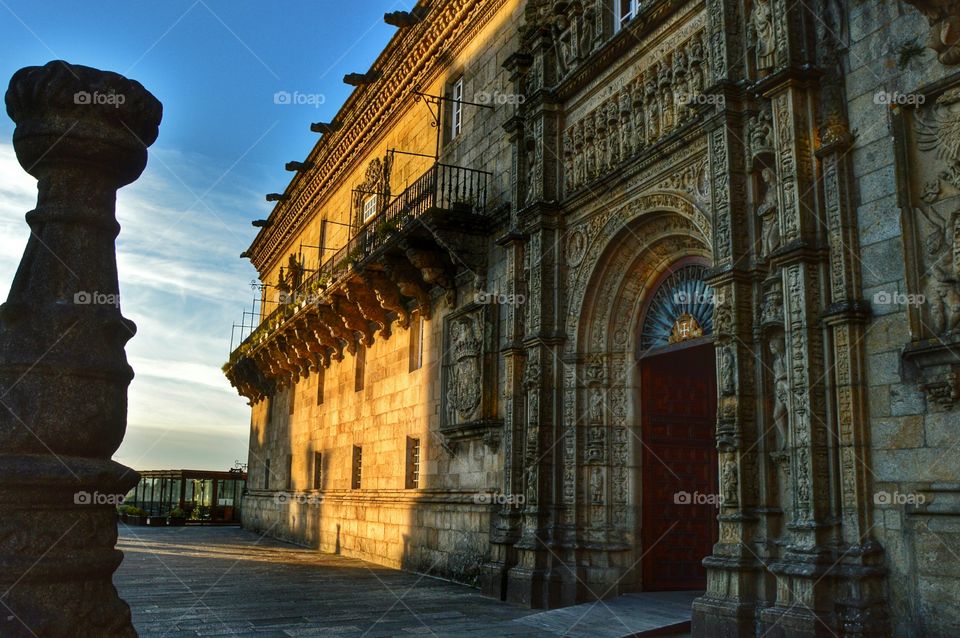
left=167, top=507, right=188, bottom=526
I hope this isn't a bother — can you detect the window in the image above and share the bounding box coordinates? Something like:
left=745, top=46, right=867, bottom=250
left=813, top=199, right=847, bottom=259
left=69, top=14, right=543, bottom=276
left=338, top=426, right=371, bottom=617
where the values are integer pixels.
left=316, top=367, right=325, bottom=405
left=405, top=437, right=421, bottom=489
left=289, top=383, right=296, bottom=415
left=313, top=452, right=323, bottom=490
left=450, top=77, right=463, bottom=139
left=355, top=344, right=366, bottom=392
left=408, top=311, right=423, bottom=372
left=263, top=458, right=271, bottom=490
left=363, top=194, right=378, bottom=222
left=285, top=454, right=293, bottom=490
left=352, top=446, right=363, bottom=489
left=617, top=0, right=639, bottom=30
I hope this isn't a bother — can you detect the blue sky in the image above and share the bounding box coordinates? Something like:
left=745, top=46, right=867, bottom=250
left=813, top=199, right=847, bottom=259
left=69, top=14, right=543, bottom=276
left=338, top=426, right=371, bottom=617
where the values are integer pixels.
left=0, top=0, right=414, bottom=470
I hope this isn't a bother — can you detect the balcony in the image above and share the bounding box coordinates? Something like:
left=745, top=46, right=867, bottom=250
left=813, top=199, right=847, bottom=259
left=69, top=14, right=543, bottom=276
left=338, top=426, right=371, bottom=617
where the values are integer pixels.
left=224, top=163, right=492, bottom=404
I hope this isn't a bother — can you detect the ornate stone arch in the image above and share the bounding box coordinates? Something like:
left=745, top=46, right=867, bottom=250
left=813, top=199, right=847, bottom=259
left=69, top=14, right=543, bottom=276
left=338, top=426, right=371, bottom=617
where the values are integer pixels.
left=560, top=190, right=713, bottom=569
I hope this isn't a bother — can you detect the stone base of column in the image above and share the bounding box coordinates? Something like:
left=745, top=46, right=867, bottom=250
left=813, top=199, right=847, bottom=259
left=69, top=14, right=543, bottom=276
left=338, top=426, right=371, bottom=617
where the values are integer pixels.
left=479, top=559, right=510, bottom=600
left=692, top=553, right=763, bottom=638
left=0, top=454, right=138, bottom=638
left=691, top=595, right=757, bottom=638
left=758, top=605, right=839, bottom=638
left=505, top=563, right=549, bottom=607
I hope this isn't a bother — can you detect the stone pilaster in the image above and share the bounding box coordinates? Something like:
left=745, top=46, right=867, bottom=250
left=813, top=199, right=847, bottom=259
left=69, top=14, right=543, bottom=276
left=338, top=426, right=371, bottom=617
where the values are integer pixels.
left=0, top=60, right=162, bottom=637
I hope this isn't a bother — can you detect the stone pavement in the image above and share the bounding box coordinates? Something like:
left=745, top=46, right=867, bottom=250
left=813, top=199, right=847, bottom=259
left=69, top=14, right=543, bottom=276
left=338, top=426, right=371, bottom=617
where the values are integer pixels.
left=115, top=526, right=693, bottom=637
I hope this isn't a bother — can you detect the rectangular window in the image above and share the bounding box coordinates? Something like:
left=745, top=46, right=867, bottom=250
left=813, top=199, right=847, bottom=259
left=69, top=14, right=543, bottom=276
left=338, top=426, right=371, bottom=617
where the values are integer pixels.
left=405, top=437, right=421, bottom=489
left=355, top=344, right=366, bottom=392
left=617, top=0, right=639, bottom=30
left=352, top=446, right=363, bottom=489
left=408, top=311, right=423, bottom=372
left=285, top=454, right=293, bottom=490
left=313, top=452, right=323, bottom=490
left=263, top=458, right=271, bottom=490
left=316, top=367, right=325, bottom=405
left=289, top=383, right=296, bottom=415
left=450, top=77, right=463, bottom=139
left=363, top=194, right=378, bottom=222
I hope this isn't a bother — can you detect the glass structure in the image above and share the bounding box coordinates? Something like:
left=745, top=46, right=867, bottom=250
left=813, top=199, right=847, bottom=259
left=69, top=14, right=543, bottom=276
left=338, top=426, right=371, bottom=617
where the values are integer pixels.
left=124, top=469, right=247, bottom=523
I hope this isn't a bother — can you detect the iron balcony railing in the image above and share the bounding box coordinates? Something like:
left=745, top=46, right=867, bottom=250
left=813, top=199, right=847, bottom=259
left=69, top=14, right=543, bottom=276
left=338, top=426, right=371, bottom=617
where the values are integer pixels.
left=229, top=162, right=490, bottom=363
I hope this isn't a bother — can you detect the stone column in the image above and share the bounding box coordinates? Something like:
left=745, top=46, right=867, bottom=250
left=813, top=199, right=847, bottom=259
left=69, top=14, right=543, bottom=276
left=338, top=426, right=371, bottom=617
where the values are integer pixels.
left=0, top=60, right=162, bottom=637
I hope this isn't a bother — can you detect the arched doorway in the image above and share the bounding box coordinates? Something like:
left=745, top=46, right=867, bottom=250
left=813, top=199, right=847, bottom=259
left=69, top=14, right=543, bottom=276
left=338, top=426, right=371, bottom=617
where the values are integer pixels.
left=637, top=260, right=718, bottom=591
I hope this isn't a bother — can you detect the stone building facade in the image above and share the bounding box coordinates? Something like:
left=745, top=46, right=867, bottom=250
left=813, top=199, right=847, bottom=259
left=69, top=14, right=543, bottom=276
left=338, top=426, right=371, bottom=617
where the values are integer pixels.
left=224, top=1, right=960, bottom=636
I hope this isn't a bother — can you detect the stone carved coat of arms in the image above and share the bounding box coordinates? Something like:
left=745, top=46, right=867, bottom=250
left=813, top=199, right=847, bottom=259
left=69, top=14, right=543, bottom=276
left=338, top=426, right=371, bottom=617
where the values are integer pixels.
left=902, top=86, right=960, bottom=336
left=448, top=314, right=483, bottom=422
left=442, top=304, right=498, bottom=431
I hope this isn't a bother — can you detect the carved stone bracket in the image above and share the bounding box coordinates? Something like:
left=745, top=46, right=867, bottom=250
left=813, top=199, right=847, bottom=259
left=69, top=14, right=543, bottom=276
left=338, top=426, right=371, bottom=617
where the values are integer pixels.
left=903, top=335, right=960, bottom=410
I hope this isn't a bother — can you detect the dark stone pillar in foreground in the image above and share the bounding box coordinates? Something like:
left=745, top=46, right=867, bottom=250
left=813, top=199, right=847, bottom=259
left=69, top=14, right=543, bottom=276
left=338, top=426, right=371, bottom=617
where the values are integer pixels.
left=0, top=61, right=162, bottom=637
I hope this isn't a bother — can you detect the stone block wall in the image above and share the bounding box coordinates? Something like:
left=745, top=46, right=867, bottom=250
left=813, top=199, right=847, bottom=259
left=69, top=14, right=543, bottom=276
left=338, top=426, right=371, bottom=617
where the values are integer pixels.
left=846, top=1, right=960, bottom=635
left=243, top=0, right=523, bottom=587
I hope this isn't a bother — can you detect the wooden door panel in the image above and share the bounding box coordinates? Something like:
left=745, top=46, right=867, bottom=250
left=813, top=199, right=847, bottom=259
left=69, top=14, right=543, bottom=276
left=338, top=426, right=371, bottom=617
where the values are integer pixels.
left=640, top=343, right=717, bottom=591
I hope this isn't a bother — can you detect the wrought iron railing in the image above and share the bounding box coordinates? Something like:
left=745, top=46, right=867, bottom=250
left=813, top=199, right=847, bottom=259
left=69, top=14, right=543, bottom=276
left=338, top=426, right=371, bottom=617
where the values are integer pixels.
left=228, top=163, right=490, bottom=363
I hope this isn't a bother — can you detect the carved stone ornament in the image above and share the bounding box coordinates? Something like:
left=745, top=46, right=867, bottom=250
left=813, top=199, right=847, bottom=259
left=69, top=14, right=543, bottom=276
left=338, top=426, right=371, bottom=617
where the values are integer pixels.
left=897, top=81, right=960, bottom=408
left=748, top=0, right=776, bottom=75
left=448, top=313, right=484, bottom=421
left=439, top=303, right=502, bottom=452
left=901, top=0, right=960, bottom=65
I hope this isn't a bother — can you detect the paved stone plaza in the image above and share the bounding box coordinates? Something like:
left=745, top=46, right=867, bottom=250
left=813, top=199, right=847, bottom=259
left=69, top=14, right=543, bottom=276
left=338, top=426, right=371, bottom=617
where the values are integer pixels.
left=115, top=526, right=694, bottom=637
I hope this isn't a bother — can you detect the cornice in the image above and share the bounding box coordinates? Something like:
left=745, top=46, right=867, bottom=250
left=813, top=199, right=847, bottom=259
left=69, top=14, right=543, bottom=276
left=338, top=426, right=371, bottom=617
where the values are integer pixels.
left=249, top=0, right=509, bottom=274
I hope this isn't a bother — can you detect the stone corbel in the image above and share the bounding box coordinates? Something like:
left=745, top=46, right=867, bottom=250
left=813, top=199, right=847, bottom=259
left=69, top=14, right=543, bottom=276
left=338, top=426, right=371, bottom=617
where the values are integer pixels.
left=294, top=316, right=333, bottom=368
left=903, top=335, right=960, bottom=410
left=316, top=303, right=356, bottom=355
left=383, top=255, right=433, bottom=319
left=284, top=325, right=315, bottom=378
left=268, top=336, right=299, bottom=385
left=346, top=277, right=391, bottom=338
left=404, top=246, right=456, bottom=306
left=331, top=293, right=375, bottom=347
left=363, top=268, right=410, bottom=329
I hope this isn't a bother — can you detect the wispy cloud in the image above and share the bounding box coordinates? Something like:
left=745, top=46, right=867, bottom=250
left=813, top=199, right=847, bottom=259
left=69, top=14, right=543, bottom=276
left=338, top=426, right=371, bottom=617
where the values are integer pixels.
left=0, top=141, right=256, bottom=471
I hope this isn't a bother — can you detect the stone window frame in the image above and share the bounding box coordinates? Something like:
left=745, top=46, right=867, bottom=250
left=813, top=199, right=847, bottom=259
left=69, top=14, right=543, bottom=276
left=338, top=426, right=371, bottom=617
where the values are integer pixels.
left=450, top=75, right=464, bottom=140
left=354, top=344, right=366, bottom=392
left=351, top=445, right=363, bottom=490
left=615, top=0, right=640, bottom=32
left=409, top=310, right=424, bottom=372
left=405, top=437, right=421, bottom=489
left=312, top=451, right=323, bottom=490
left=316, top=366, right=325, bottom=405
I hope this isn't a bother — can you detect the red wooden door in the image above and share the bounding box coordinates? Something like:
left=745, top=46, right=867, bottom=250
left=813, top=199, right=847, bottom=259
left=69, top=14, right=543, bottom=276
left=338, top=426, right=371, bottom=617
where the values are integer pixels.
left=640, top=342, right=718, bottom=591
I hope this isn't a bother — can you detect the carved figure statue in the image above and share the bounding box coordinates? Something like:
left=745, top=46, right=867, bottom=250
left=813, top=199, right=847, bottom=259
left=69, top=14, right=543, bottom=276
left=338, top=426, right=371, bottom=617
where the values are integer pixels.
left=524, top=137, right=538, bottom=206
left=749, top=0, right=776, bottom=73
left=590, top=467, right=603, bottom=504
left=721, top=458, right=738, bottom=505
left=769, top=333, right=789, bottom=449
left=757, top=167, right=781, bottom=258
left=589, top=387, right=604, bottom=423
left=719, top=345, right=736, bottom=396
